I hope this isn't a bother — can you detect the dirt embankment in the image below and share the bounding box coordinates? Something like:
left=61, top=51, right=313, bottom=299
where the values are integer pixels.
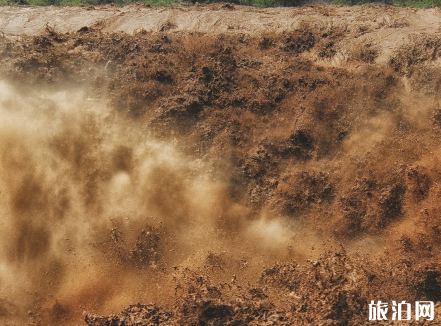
left=2, top=4, right=441, bottom=326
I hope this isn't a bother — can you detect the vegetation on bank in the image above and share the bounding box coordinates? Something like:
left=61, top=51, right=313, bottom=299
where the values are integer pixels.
left=333, top=0, right=441, bottom=5
left=0, top=0, right=439, bottom=11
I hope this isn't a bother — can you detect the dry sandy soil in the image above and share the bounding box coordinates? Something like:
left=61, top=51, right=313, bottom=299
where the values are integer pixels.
left=2, top=3, right=441, bottom=326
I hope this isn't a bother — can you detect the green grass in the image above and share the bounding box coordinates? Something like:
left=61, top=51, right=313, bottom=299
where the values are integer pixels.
left=333, top=0, right=441, bottom=6
left=389, top=0, right=441, bottom=6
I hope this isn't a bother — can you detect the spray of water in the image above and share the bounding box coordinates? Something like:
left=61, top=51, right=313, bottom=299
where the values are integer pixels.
left=0, top=80, right=322, bottom=324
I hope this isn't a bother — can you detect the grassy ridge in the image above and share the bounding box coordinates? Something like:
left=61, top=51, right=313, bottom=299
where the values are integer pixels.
left=0, top=0, right=439, bottom=10
left=333, top=0, right=440, bottom=5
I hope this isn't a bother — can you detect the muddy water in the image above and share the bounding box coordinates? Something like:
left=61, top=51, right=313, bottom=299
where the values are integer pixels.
left=0, top=81, right=324, bottom=324
left=2, top=7, right=441, bottom=323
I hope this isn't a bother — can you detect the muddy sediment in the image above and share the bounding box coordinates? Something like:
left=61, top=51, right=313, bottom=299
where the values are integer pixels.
left=1, top=4, right=441, bottom=325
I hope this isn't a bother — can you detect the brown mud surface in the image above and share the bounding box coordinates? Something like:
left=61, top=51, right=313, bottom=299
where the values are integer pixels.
left=2, top=4, right=441, bottom=325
